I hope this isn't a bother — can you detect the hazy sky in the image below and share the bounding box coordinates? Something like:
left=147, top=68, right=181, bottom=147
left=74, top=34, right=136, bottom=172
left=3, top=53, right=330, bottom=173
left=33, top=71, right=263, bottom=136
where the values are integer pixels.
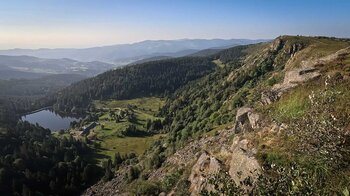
left=1, top=0, right=350, bottom=49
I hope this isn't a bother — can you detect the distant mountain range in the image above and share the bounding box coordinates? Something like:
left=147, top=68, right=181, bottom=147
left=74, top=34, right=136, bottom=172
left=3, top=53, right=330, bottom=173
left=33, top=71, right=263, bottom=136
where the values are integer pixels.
left=0, top=55, right=114, bottom=79
left=0, top=39, right=269, bottom=64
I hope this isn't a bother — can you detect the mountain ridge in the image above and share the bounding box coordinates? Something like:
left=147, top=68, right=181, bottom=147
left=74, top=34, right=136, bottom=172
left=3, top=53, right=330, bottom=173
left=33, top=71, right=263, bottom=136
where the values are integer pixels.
left=0, top=38, right=269, bottom=63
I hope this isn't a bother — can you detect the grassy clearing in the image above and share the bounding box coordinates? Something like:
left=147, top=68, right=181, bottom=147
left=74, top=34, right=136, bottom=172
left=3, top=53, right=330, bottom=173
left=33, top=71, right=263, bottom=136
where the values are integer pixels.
left=95, top=134, right=166, bottom=159
left=213, top=59, right=225, bottom=68
left=85, top=97, right=166, bottom=163
left=52, top=131, right=71, bottom=138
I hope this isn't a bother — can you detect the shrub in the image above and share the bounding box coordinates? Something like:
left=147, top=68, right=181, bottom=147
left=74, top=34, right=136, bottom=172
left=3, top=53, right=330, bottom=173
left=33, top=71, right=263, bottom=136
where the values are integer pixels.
left=126, top=166, right=140, bottom=182
left=133, top=180, right=162, bottom=195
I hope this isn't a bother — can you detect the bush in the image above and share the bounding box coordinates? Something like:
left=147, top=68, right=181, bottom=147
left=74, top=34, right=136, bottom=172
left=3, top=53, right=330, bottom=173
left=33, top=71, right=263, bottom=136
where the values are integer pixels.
left=162, top=172, right=182, bottom=192
left=202, top=171, right=243, bottom=195
left=133, top=181, right=162, bottom=195
left=102, top=159, right=113, bottom=182
left=126, top=166, right=140, bottom=182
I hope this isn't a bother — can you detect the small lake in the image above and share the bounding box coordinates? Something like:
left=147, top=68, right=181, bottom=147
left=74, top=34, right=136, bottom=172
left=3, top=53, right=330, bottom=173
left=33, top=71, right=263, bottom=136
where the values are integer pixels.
left=21, top=109, right=80, bottom=131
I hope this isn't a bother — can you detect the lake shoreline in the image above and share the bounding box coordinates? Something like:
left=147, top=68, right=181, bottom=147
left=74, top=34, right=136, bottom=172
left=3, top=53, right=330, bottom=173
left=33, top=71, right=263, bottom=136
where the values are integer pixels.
left=21, top=106, right=53, bottom=117
left=21, top=109, right=81, bottom=131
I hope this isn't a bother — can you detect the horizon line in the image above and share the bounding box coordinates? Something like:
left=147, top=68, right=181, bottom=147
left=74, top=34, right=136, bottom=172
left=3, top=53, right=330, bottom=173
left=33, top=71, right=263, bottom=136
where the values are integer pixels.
left=1, top=37, right=273, bottom=50
left=2, top=34, right=350, bottom=51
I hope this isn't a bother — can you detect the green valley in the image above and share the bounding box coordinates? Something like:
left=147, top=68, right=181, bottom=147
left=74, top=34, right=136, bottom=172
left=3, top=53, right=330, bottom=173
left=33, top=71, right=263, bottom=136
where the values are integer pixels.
left=65, top=97, right=166, bottom=162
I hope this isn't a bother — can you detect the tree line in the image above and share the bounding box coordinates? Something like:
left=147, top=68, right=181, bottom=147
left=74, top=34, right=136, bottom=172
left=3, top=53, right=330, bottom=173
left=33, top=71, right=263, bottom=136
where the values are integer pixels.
left=0, top=121, right=102, bottom=195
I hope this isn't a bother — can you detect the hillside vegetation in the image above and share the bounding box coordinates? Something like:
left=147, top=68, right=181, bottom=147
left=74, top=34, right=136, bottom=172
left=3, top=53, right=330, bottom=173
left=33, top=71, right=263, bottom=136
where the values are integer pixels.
left=83, top=36, right=350, bottom=195
left=53, top=57, right=216, bottom=113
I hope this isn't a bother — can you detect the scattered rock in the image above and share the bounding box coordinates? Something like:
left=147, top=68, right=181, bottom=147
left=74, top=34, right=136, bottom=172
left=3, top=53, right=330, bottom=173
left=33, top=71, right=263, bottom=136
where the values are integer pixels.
left=288, top=43, right=304, bottom=56
left=226, top=71, right=236, bottom=82
left=159, top=192, right=166, bottom=196
left=261, top=91, right=279, bottom=105
left=148, top=128, right=232, bottom=181
left=268, top=46, right=350, bottom=102
left=285, top=67, right=320, bottom=84
left=188, top=152, right=222, bottom=195
left=229, top=137, right=260, bottom=191
left=248, top=112, right=260, bottom=130
left=82, top=166, right=128, bottom=196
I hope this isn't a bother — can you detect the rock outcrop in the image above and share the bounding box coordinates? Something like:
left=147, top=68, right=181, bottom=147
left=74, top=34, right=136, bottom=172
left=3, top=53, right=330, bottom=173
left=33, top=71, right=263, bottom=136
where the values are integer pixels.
left=270, top=37, right=284, bottom=52
left=234, top=107, right=260, bottom=133
left=258, top=66, right=322, bottom=106
left=229, top=137, right=261, bottom=191
left=188, top=152, right=222, bottom=195
left=261, top=90, right=279, bottom=105
left=272, top=67, right=321, bottom=92
left=148, top=127, right=233, bottom=182
left=272, top=46, right=350, bottom=95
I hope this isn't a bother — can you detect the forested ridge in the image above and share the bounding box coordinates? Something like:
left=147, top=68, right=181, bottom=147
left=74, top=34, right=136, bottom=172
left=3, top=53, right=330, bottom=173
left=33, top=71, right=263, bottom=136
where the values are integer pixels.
left=52, top=45, right=253, bottom=114
left=0, top=121, right=102, bottom=195
left=53, top=56, right=216, bottom=113
left=0, top=74, right=86, bottom=97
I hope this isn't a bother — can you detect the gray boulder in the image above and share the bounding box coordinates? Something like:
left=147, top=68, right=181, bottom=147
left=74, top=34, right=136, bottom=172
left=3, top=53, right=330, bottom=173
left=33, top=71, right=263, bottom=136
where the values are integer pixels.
left=229, top=137, right=261, bottom=191
left=234, top=107, right=260, bottom=133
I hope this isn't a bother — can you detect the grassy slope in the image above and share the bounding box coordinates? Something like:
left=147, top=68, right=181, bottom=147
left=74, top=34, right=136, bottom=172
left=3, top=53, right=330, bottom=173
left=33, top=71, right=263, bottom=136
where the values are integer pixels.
left=251, top=37, right=350, bottom=193
left=256, top=81, right=350, bottom=192
left=282, top=36, right=350, bottom=69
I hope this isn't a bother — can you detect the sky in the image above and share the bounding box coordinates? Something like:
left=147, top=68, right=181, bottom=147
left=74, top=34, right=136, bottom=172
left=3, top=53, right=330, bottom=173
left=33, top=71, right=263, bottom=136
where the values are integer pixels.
left=0, top=0, right=350, bottom=49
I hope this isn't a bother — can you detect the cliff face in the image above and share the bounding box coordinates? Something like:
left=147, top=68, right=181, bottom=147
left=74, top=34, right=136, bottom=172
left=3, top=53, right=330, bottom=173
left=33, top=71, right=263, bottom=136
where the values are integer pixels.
left=84, top=36, right=350, bottom=195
